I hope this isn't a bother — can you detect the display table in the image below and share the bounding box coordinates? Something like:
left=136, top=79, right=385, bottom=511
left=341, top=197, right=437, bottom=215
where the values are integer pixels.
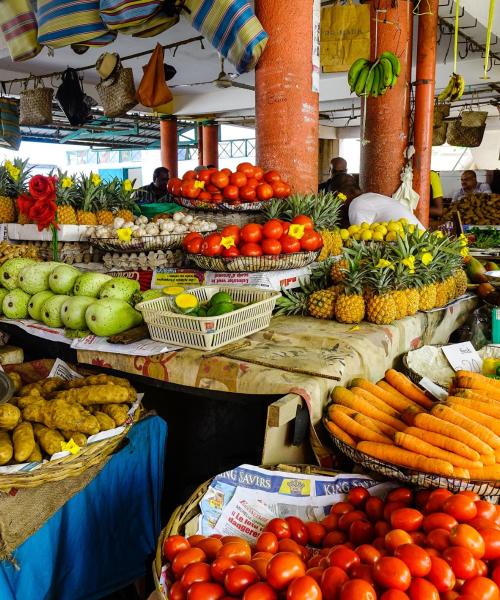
left=0, top=416, right=167, bottom=600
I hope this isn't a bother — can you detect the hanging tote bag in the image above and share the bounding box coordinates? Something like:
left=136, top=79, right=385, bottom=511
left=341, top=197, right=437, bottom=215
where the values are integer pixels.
left=0, top=0, right=41, bottom=61
left=99, top=0, right=163, bottom=29
left=432, top=122, right=448, bottom=146
left=118, top=9, right=179, bottom=37
left=96, top=61, right=137, bottom=117
left=447, top=112, right=486, bottom=148
left=36, top=0, right=116, bottom=48
left=137, top=44, right=173, bottom=108
left=183, top=0, right=268, bottom=73
left=19, top=78, right=54, bottom=126
left=56, top=68, right=93, bottom=126
left=0, top=97, right=21, bottom=151
left=320, top=0, right=370, bottom=73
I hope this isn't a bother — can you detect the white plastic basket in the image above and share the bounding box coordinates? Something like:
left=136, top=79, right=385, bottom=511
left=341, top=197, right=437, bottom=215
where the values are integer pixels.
left=136, top=286, right=280, bottom=350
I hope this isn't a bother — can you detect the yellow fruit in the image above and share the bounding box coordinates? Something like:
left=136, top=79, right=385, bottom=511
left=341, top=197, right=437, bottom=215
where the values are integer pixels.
left=405, top=288, right=420, bottom=316
left=373, top=232, right=384, bottom=242
left=335, top=293, right=365, bottom=324
left=57, top=205, right=77, bottom=225
left=96, top=210, right=113, bottom=225
left=399, top=218, right=408, bottom=225
left=340, top=229, right=350, bottom=241
left=360, top=222, right=370, bottom=230
left=330, top=259, right=347, bottom=284
left=114, top=209, right=134, bottom=223
left=375, top=225, right=387, bottom=235
left=387, top=223, right=399, bottom=232
left=418, top=284, right=437, bottom=311
left=348, top=224, right=360, bottom=234
left=352, top=232, right=361, bottom=241
left=77, top=210, right=97, bottom=225
left=0, top=196, right=17, bottom=223
left=366, top=293, right=397, bottom=325
left=361, top=230, right=373, bottom=241
left=307, top=289, right=336, bottom=319
left=385, top=232, right=397, bottom=242
left=407, top=224, right=415, bottom=234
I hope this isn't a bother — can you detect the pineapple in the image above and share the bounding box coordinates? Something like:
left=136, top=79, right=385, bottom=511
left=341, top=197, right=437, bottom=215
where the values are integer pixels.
left=0, top=158, right=32, bottom=223
left=330, top=258, right=347, bottom=284
left=366, top=268, right=397, bottom=325
left=57, top=204, right=77, bottom=225
left=453, top=268, right=468, bottom=297
left=114, top=208, right=134, bottom=222
left=307, top=288, right=337, bottom=320
left=77, top=209, right=97, bottom=225
left=405, top=288, right=420, bottom=316
left=418, top=283, right=437, bottom=311
left=96, top=178, right=120, bottom=225
left=55, top=170, right=78, bottom=225
left=391, top=290, right=408, bottom=320
left=390, top=230, right=419, bottom=317
left=75, top=172, right=100, bottom=225
left=334, top=249, right=366, bottom=324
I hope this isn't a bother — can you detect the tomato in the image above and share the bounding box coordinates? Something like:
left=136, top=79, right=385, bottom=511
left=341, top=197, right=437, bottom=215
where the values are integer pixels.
left=320, top=566, right=348, bottom=600
left=414, top=490, right=431, bottom=510
left=407, top=578, right=440, bottom=600
left=167, top=177, right=183, bottom=194
left=237, top=162, right=255, bottom=177
left=216, top=541, right=251, bottom=564
left=476, top=560, right=487, bottom=577
left=478, top=528, right=500, bottom=560
left=239, top=185, right=257, bottom=202
left=339, top=579, right=377, bottom=600
left=286, top=575, right=322, bottom=600
left=356, top=544, right=381, bottom=565
left=475, top=501, right=497, bottom=522
left=240, top=223, right=263, bottom=243
left=394, top=544, right=431, bottom=577
left=172, top=548, right=207, bottom=577
left=221, top=246, right=239, bottom=257
left=195, top=538, right=223, bottom=561
left=348, top=487, right=370, bottom=508
left=427, top=528, right=450, bottom=551
left=410, top=532, right=426, bottom=546
left=286, top=516, right=309, bottom=546
left=390, top=508, right=424, bottom=532
left=256, top=532, right=279, bottom=554
left=182, top=170, right=197, bottom=180
left=264, top=170, right=281, bottom=184
left=229, top=172, right=247, bottom=188
left=220, top=225, right=240, bottom=243
left=188, top=535, right=206, bottom=546
left=250, top=555, right=271, bottom=579
left=461, top=577, right=500, bottom=600
left=243, top=582, right=277, bottom=600
left=384, top=502, right=407, bottom=522
left=423, top=513, right=458, bottom=532
left=281, top=221, right=290, bottom=234
left=349, top=520, right=374, bottom=546
left=385, top=529, right=413, bottom=551
left=459, top=492, right=481, bottom=502
left=280, top=234, right=301, bottom=253
left=239, top=242, right=262, bottom=257
left=186, top=582, right=225, bottom=600
left=322, top=514, right=339, bottom=532
left=373, top=557, right=411, bottom=590
left=349, top=564, right=375, bottom=585
left=425, top=489, right=453, bottom=513
left=278, top=538, right=305, bottom=559
left=266, top=552, right=306, bottom=590
left=323, top=530, right=347, bottom=547
left=306, top=522, right=326, bottom=547
left=181, top=562, right=212, bottom=589
left=263, top=219, right=284, bottom=240
left=197, top=170, right=214, bottom=183
left=164, top=535, right=191, bottom=562
left=170, top=581, right=187, bottom=600
left=220, top=168, right=232, bottom=176
left=181, top=180, right=201, bottom=199
left=211, top=558, right=237, bottom=583
left=444, top=495, right=478, bottom=523
left=205, top=184, right=220, bottom=194
left=246, top=177, right=259, bottom=189
left=256, top=183, right=274, bottom=201
left=271, top=181, right=288, bottom=199
left=365, top=497, right=384, bottom=522
left=328, top=546, right=360, bottom=571
left=428, top=556, right=456, bottom=592
left=492, top=566, right=500, bottom=588
left=332, top=502, right=355, bottom=515
left=450, top=524, right=485, bottom=559
left=300, top=230, right=323, bottom=251
left=224, top=565, right=258, bottom=595
left=380, top=591, right=410, bottom=600
left=171, top=179, right=183, bottom=196
left=443, top=546, right=478, bottom=580
left=201, top=233, right=222, bottom=257
left=291, top=215, right=314, bottom=230
left=210, top=172, right=230, bottom=189
left=222, top=185, right=239, bottom=201
left=338, top=510, right=367, bottom=531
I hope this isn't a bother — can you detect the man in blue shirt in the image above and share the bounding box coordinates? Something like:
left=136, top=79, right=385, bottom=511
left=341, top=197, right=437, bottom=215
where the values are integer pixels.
left=452, top=170, right=491, bottom=203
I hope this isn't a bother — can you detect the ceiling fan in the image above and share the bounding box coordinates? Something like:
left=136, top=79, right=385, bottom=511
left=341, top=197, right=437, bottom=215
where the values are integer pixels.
left=170, top=57, right=254, bottom=91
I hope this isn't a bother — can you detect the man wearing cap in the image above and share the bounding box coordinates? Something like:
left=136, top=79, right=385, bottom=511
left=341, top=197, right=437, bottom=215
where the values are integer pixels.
left=136, top=167, right=170, bottom=205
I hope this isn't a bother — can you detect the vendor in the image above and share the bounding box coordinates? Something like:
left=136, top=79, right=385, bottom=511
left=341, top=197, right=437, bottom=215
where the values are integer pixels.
left=452, top=170, right=491, bottom=203
left=319, top=156, right=348, bottom=193
left=136, top=167, right=169, bottom=204
left=337, top=175, right=425, bottom=229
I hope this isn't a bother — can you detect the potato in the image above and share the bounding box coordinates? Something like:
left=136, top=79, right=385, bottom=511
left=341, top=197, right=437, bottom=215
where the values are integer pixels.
left=27, top=442, right=42, bottom=463
left=13, top=421, right=35, bottom=463
left=35, top=426, right=64, bottom=456
left=94, top=411, right=115, bottom=432
left=0, top=403, right=21, bottom=430
left=0, top=431, right=13, bottom=465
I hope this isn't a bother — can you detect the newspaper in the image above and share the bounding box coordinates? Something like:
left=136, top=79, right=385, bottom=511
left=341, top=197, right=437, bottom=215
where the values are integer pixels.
left=0, top=318, right=71, bottom=344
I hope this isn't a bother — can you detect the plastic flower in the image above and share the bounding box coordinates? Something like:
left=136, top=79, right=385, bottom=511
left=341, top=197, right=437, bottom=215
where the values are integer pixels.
left=337, top=192, right=347, bottom=202
left=460, top=246, right=469, bottom=257
left=91, top=173, right=101, bottom=186
left=117, top=227, right=132, bottom=242
left=432, top=230, right=444, bottom=238
left=5, top=161, right=20, bottom=180
left=288, top=224, right=305, bottom=240
left=193, top=180, right=205, bottom=190
left=123, top=179, right=133, bottom=192
left=61, top=177, right=73, bottom=188
left=375, top=259, right=394, bottom=269
left=220, top=236, right=235, bottom=249
left=402, top=256, right=416, bottom=273
left=420, top=252, right=433, bottom=266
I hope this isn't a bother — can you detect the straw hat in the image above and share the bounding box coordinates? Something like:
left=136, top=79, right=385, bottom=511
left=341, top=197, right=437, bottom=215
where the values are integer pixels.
left=96, top=52, right=119, bottom=80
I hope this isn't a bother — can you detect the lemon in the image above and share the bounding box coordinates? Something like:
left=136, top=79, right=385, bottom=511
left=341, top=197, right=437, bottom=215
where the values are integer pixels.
left=407, top=224, right=415, bottom=234
left=369, top=222, right=379, bottom=230
left=340, top=228, right=350, bottom=240
left=418, top=228, right=425, bottom=237
left=361, top=230, right=373, bottom=241
left=399, top=218, right=408, bottom=225
left=360, top=222, right=370, bottom=230
left=352, top=232, right=361, bottom=240
left=376, top=225, right=387, bottom=235
left=348, top=224, right=360, bottom=234
left=385, top=231, right=397, bottom=242
left=387, top=222, right=399, bottom=232
left=373, top=232, right=384, bottom=241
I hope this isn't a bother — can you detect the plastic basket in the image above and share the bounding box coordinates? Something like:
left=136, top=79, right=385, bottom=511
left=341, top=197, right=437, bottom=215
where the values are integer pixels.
left=188, top=251, right=320, bottom=273
left=137, top=286, right=280, bottom=350
left=325, top=420, right=500, bottom=497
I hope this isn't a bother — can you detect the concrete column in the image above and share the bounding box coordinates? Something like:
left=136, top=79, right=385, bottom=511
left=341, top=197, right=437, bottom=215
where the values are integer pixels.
left=197, top=124, right=204, bottom=166
left=202, top=122, right=219, bottom=169
left=159, top=117, right=178, bottom=178
left=255, top=0, right=319, bottom=193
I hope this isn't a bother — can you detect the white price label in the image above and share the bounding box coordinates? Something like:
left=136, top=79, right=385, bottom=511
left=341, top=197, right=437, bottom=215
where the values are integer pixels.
left=442, top=342, right=482, bottom=373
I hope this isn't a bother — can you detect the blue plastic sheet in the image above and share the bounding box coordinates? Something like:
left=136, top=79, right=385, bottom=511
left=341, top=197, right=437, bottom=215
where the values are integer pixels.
left=0, top=416, right=167, bottom=600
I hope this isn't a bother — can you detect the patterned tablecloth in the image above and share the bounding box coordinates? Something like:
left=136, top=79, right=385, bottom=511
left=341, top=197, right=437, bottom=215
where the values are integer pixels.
left=76, top=296, right=478, bottom=464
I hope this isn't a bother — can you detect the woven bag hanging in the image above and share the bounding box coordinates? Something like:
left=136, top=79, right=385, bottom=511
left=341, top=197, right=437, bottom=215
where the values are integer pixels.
left=96, top=63, right=137, bottom=118
left=19, top=78, right=54, bottom=126
left=446, top=118, right=486, bottom=148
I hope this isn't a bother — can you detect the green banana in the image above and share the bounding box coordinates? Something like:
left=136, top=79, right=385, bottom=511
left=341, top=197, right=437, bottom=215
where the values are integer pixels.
left=380, top=57, right=393, bottom=88
left=364, top=66, right=376, bottom=96
left=348, top=58, right=370, bottom=90
left=371, top=64, right=381, bottom=98
left=450, top=73, right=465, bottom=101
left=354, top=65, right=370, bottom=96
left=390, top=73, right=398, bottom=88
left=381, top=51, right=400, bottom=76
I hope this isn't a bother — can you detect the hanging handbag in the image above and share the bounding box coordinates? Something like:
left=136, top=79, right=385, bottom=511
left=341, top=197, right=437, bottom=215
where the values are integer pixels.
left=19, top=78, right=54, bottom=126
left=96, top=60, right=137, bottom=118
left=56, top=68, right=94, bottom=126
left=99, top=0, right=163, bottom=29
left=137, top=44, right=173, bottom=108
left=433, top=103, right=450, bottom=127
left=119, top=9, right=179, bottom=37
left=0, top=0, right=41, bottom=61
left=432, top=122, right=448, bottom=147
left=446, top=114, right=486, bottom=148
left=0, top=94, right=21, bottom=151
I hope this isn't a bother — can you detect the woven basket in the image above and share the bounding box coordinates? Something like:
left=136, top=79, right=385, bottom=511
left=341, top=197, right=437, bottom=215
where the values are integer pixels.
left=432, top=122, right=448, bottom=146
left=460, top=110, right=489, bottom=128
left=19, top=85, right=53, bottom=126
left=433, top=103, right=450, bottom=127
left=174, top=196, right=266, bottom=213
left=401, top=344, right=446, bottom=386
left=447, top=119, right=486, bottom=148
left=96, top=66, right=137, bottom=118
left=188, top=251, right=319, bottom=273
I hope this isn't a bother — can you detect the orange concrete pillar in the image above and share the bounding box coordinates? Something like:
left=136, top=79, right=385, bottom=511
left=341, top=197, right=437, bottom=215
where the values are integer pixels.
left=160, top=117, right=178, bottom=178
left=255, top=0, right=319, bottom=193
left=202, top=122, right=219, bottom=168
left=413, top=0, right=439, bottom=227
left=197, top=124, right=204, bottom=166
left=360, top=0, right=413, bottom=196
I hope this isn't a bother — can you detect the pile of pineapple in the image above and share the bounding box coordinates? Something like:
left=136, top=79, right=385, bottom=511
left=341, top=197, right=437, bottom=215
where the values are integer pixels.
left=0, top=159, right=137, bottom=226
left=275, top=228, right=469, bottom=326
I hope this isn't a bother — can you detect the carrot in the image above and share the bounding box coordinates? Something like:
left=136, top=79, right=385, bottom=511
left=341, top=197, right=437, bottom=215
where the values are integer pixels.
left=453, top=468, right=470, bottom=479
left=447, top=395, right=500, bottom=419
left=394, top=432, right=483, bottom=470
left=446, top=402, right=500, bottom=437
left=353, top=378, right=419, bottom=412
left=431, top=404, right=500, bottom=450
left=324, top=418, right=356, bottom=447
left=329, top=407, right=392, bottom=444
left=353, top=413, right=397, bottom=438
left=350, top=386, right=398, bottom=417
left=468, top=465, right=500, bottom=480
left=457, top=370, right=500, bottom=390
left=480, top=454, right=496, bottom=466
left=455, top=376, right=500, bottom=402
left=454, top=388, right=500, bottom=405
left=404, top=426, right=481, bottom=462
left=357, top=441, right=454, bottom=476
left=378, top=380, right=421, bottom=407
left=401, top=405, right=426, bottom=427
left=384, top=369, right=434, bottom=409
left=328, top=404, right=356, bottom=419
left=332, top=387, right=405, bottom=431
left=414, top=412, right=494, bottom=456
left=495, top=448, right=500, bottom=463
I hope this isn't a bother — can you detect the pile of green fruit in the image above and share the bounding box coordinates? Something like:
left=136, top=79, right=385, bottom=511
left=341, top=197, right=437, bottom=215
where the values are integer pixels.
left=348, top=51, right=400, bottom=98
left=0, top=258, right=161, bottom=337
left=173, top=290, right=244, bottom=318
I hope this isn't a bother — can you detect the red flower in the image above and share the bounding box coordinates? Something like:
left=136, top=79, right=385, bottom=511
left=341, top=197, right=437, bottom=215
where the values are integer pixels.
left=17, top=193, right=34, bottom=216
left=29, top=198, right=57, bottom=231
left=29, top=175, right=56, bottom=202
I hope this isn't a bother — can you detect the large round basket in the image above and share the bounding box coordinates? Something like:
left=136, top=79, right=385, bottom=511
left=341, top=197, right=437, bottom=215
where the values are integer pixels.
left=188, top=251, right=319, bottom=273
left=401, top=344, right=446, bottom=386
left=325, top=420, right=500, bottom=497
left=89, top=234, right=187, bottom=253
left=174, top=196, right=267, bottom=212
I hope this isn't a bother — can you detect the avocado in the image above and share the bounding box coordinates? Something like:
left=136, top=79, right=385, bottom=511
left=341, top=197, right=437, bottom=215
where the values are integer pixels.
left=207, top=302, right=234, bottom=316
left=209, top=291, right=233, bottom=307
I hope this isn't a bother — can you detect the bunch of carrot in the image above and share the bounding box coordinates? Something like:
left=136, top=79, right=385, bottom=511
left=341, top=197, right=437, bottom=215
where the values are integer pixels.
left=324, top=368, right=500, bottom=481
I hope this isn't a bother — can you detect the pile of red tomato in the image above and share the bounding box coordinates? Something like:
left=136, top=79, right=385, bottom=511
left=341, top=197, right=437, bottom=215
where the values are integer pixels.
left=167, top=163, right=291, bottom=205
left=162, top=486, right=500, bottom=600
left=182, top=216, right=323, bottom=258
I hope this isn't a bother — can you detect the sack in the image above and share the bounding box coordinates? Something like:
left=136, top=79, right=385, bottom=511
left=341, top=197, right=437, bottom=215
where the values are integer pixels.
left=118, top=9, right=179, bottom=37
left=320, top=1, right=370, bottom=73
left=137, top=44, right=173, bottom=108
left=184, top=0, right=268, bottom=73
left=99, top=0, right=163, bottom=29
left=19, top=79, right=54, bottom=126
left=0, top=0, right=41, bottom=61
left=36, top=0, right=116, bottom=48
left=447, top=118, right=486, bottom=148
left=433, top=103, right=450, bottom=127
left=432, top=122, right=448, bottom=146
left=460, top=110, right=489, bottom=128
left=56, top=68, right=93, bottom=126
left=97, top=64, right=137, bottom=118
left=0, top=97, right=21, bottom=151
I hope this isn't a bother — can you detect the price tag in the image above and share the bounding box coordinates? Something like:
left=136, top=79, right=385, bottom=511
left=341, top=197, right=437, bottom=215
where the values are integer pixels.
left=442, top=342, right=482, bottom=373
left=419, top=377, right=447, bottom=401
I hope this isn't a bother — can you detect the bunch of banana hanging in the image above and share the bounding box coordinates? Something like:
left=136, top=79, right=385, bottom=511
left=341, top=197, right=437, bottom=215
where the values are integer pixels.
left=348, top=51, right=401, bottom=98
left=438, top=72, right=465, bottom=102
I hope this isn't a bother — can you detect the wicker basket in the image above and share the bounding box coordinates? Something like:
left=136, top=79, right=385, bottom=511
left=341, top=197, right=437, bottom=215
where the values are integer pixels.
left=401, top=344, right=446, bottom=386
left=447, top=119, right=486, bottom=148
left=188, top=251, right=319, bottom=273
left=432, top=122, right=448, bottom=146
left=174, top=196, right=267, bottom=213
left=96, top=66, right=137, bottom=118
left=19, top=85, right=54, bottom=126
left=89, top=233, right=190, bottom=253
left=433, top=103, right=450, bottom=127
left=325, top=422, right=500, bottom=497
left=137, top=286, right=280, bottom=350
